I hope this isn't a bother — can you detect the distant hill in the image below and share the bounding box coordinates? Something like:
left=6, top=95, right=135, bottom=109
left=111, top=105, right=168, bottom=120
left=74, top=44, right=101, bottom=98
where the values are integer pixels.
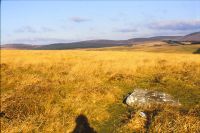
left=36, top=36, right=182, bottom=50
left=1, top=32, right=199, bottom=50
left=35, top=40, right=128, bottom=50
left=1, top=44, right=40, bottom=49
left=178, top=32, right=200, bottom=42
left=127, top=36, right=181, bottom=44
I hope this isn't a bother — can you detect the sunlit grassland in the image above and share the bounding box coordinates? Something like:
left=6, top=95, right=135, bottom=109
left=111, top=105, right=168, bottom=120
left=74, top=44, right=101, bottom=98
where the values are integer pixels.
left=90, top=43, right=200, bottom=54
left=1, top=49, right=200, bottom=132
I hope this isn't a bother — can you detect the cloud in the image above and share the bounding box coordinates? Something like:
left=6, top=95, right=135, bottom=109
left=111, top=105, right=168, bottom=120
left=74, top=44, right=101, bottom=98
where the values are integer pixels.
left=149, top=20, right=200, bottom=31
left=115, top=28, right=137, bottom=33
left=15, top=26, right=37, bottom=33
left=40, top=27, right=55, bottom=32
left=69, top=17, right=90, bottom=23
left=14, top=26, right=56, bottom=33
left=12, top=37, right=78, bottom=45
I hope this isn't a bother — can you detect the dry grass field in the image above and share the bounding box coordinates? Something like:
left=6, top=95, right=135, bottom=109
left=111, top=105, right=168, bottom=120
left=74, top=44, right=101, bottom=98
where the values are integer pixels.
left=91, top=42, right=200, bottom=54
left=1, top=48, right=200, bottom=132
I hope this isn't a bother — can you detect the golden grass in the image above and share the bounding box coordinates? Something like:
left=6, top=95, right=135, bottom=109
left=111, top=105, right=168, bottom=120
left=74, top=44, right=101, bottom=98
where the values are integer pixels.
left=90, top=43, right=200, bottom=54
left=1, top=50, right=200, bottom=132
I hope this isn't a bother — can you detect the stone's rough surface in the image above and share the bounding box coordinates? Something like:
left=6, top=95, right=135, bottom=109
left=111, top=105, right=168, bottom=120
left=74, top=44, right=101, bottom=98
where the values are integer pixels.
left=125, top=89, right=180, bottom=106
left=139, top=112, right=147, bottom=118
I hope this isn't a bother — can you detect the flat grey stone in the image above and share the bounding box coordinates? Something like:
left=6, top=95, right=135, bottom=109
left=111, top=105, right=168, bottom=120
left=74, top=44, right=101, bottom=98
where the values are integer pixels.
left=125, top=89, right=181, bottom=106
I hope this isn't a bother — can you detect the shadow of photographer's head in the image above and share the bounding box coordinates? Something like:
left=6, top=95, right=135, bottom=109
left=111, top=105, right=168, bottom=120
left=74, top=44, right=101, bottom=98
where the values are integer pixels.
left=72, top=114, right=96, bottom=133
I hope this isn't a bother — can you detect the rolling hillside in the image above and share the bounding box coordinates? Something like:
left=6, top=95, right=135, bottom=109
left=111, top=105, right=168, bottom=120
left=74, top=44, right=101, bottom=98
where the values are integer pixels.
left=1, top=32, right=199, bottom=50
left=90, top=41, right=200, bottom=54
left=178, top=32, right=200, bottom=42
left=0, top=44, right=40, bottom=49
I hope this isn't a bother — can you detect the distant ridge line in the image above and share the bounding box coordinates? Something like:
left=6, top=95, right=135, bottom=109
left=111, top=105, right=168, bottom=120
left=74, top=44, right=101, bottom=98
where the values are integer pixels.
left=1, top=31, right=200, bottom=50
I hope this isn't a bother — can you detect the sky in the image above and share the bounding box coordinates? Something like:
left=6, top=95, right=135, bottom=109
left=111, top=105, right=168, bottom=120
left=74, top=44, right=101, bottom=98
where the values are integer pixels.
left=1, top=0, right=200, bottom=45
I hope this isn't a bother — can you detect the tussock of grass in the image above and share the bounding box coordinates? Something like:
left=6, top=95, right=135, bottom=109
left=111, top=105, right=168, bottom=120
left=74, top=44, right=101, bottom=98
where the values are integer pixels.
left=1, top=50, right=200, bottom=132
left=117, top=105, right=200, bottom=133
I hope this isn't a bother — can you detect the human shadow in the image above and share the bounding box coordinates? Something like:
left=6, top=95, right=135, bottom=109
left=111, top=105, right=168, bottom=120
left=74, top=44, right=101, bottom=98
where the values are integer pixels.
left=72, top=114, right=97, bottom=133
